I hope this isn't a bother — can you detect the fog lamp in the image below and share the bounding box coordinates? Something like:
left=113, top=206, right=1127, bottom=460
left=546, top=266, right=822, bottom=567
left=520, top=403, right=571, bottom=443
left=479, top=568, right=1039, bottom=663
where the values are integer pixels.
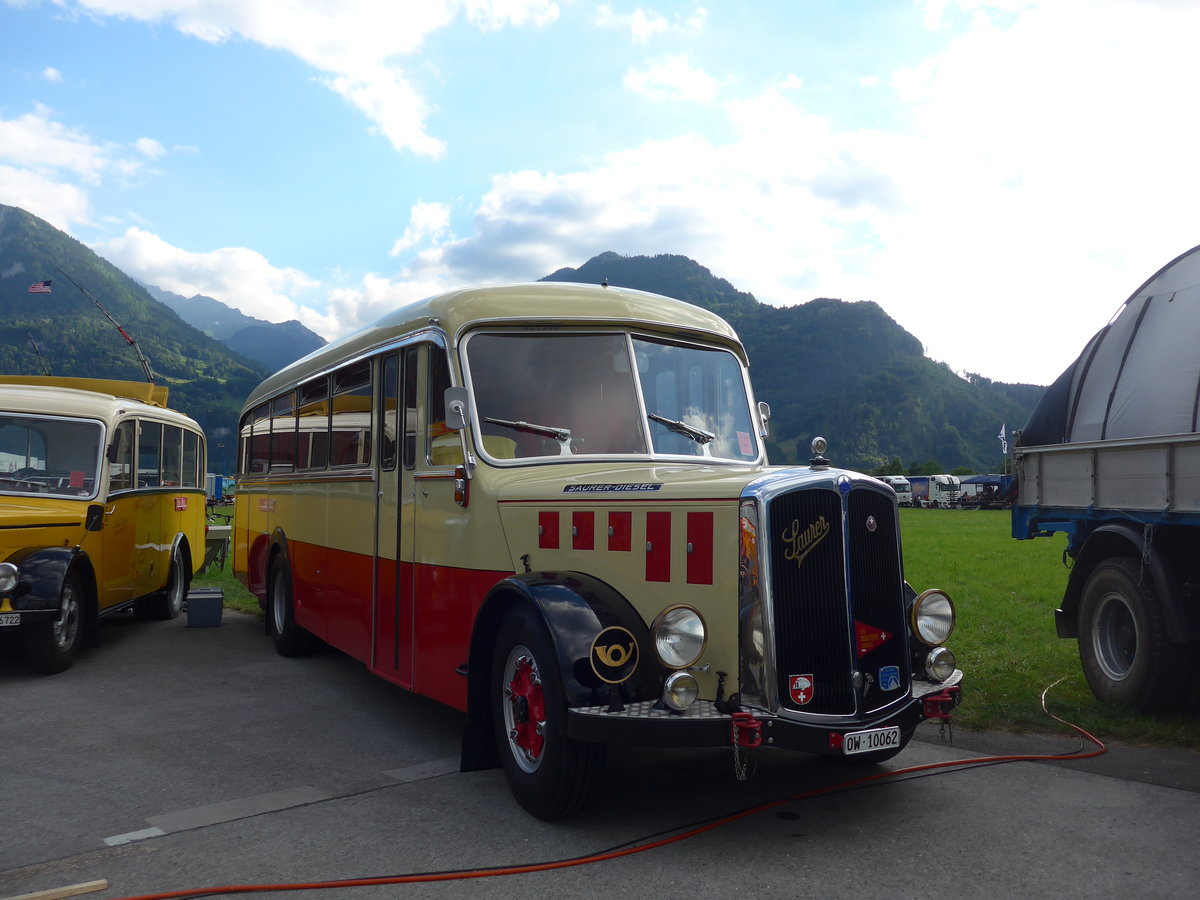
left=0, top=562, right=18, bottom=594
left=912, top=589, right=956, bottom=646
left=662, top=672, right=699, bottom=711
left=651, top=605, right=707, bottom=669
left=925, top=646, right=957, bottom=682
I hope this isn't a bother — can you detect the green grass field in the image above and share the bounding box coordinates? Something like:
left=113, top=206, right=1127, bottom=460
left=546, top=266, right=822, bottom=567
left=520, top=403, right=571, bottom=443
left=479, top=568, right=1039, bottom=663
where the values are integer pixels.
left=196, top=507, right=1200, bottom=748
left=900, top=508, right=1199, bottom=747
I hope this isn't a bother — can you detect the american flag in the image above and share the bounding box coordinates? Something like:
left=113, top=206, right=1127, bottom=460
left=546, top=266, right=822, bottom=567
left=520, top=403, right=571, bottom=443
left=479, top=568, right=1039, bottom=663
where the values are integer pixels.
left=28, top=280, right=52, bottom=294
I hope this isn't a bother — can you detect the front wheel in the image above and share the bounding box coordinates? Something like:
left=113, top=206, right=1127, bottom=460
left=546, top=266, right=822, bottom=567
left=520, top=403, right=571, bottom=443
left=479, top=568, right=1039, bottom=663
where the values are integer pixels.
left=1078, top=557, right=1188, bottom=712
left=491, top=606, right=604, bottom=819
left=25, top=569, right=85, bottom=674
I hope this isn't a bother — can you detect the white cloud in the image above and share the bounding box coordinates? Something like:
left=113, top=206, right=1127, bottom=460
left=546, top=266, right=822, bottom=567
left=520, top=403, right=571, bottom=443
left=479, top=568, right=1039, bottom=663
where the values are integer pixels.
left=595, top=3, right=705, bottom=41
left=134, top=137, right=166, bottom=159
left=91, top=226, right=331, bottom=331
left=624, top=55, right=717, bottom=102
left=42, top=67, right=63, bottom=82
left=389, top=200, right=453, bottom=256
left=69, top=0, right=560, bottom=156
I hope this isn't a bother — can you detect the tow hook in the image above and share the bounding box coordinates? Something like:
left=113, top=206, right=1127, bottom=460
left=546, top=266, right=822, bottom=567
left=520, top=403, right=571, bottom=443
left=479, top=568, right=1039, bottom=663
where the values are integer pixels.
left=730, top=711, right=762, bottom=782
left=923, top=685, right=961, bottom=742
left=731, top=711, right=763, bottom=748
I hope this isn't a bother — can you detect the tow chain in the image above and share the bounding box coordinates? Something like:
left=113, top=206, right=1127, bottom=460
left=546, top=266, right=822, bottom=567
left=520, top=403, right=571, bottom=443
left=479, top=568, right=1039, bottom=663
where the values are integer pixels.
left=730, top=712, right=762, bottom=781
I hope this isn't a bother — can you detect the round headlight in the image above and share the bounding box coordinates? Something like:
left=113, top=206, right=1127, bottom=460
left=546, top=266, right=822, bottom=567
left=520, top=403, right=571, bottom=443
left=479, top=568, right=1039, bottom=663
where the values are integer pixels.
left=651, top=605, right=707, bottom=669
left=912, top=589, right=955, bottom=646
left=662, top=672, right=700, bottom=711
left=0, top=562, right=18, bottom=594
left=925, top=646, right=957, bottom=682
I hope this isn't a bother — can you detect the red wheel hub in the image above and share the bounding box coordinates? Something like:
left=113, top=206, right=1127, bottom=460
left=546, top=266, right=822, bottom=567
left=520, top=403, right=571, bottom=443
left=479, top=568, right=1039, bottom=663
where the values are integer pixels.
left=507, top=656, right=546, bottom=761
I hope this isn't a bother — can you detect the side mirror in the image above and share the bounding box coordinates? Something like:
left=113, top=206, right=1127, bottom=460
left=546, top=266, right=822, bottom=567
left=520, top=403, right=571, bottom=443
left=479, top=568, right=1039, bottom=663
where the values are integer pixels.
left=444, top=387, right=470, bottom=431
left=106, top=428, right=123, bottom=463
left=85, top=504, right=104, bottom=532
left=757, top=400, right=771, bottom=438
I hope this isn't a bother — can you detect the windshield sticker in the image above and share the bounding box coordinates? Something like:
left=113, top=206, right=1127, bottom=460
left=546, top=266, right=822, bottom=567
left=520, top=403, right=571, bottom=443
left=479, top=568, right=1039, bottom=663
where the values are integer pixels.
left=563, top=483, right=663, bottom=493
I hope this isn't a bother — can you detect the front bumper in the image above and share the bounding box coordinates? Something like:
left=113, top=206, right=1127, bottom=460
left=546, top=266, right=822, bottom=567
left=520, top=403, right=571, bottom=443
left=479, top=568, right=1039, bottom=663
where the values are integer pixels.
left=566, top=670, right=963, bottom=754
left=0, top=608, right=59, bottom=627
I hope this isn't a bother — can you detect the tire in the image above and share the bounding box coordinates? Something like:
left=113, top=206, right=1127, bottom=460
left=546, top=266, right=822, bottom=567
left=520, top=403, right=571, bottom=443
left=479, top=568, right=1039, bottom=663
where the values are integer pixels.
left=491, top=606, right=604, bottom=819
left=1078, top=557, right=1189, bottom=712
left=25, top=569, right=85, bottom=674
left=269, top=555, right=314, bottom=657
left=134, top=546, right=188, bottom=620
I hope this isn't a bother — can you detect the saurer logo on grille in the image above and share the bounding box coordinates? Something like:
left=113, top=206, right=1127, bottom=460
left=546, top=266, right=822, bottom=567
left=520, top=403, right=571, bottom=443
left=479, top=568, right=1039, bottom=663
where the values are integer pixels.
left=781, top=515, right=830, bottom=568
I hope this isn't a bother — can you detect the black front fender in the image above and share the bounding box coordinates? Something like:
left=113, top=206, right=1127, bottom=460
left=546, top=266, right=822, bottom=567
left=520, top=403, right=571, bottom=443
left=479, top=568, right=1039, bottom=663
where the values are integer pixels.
left=4, top=546, right=78, bottom=612
left=461, top=570, right=660, bottom=772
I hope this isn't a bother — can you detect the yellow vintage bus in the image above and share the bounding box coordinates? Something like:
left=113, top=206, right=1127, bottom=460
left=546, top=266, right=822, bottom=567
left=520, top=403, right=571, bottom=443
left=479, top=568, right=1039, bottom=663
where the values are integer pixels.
left=0, top=377, right=206, bottom=673
left=234, top=282, right=963, bottom=818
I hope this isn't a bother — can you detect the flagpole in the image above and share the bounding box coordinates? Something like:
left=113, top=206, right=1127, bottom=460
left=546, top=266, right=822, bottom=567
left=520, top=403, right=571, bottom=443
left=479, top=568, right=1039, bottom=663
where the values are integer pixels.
left=54, top=267, right=156, bottom=384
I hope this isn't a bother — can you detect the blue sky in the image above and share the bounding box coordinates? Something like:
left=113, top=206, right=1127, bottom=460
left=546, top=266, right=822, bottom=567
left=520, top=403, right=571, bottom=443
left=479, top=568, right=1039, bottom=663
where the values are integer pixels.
left=3, top=0, right=1199, bottom=386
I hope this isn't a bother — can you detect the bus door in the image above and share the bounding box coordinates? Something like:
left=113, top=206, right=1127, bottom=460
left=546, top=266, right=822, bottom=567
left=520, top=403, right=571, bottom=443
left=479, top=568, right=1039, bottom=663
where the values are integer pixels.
left=372, top=348, right=417, bottom=688
left=409, top=345, right=478, bottom=711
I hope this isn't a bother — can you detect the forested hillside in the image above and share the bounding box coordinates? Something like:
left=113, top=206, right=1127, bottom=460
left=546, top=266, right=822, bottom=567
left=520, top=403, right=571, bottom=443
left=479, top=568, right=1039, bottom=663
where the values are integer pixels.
left=0, top=205, right=266, bottom=446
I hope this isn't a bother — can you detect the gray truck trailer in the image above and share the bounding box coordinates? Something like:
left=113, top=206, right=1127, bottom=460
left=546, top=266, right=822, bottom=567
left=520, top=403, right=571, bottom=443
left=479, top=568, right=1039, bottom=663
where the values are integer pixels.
left=1012, top=245, right=1200, bottom=712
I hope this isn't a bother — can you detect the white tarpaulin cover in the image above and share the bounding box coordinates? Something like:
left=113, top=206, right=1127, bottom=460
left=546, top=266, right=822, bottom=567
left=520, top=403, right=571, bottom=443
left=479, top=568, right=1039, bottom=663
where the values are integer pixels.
left=1021, top=245, right=1200, bottom=446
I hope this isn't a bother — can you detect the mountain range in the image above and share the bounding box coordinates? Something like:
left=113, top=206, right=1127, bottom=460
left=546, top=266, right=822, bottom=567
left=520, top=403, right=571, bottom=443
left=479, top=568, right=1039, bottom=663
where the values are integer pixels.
left=144, top=284, right=325, bottom=374
left=0, top=204, right=1043, bottom=472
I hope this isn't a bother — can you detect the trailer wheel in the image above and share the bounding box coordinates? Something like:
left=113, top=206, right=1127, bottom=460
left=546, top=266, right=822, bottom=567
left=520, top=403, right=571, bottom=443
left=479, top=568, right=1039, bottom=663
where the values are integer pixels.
left=1078, top=557, right=1188, bottom=712
left=492, top=606, right=604, bottom=819
left=269, top=555, right=314, bottom=657
left=25, top=569, right=84, bottom=674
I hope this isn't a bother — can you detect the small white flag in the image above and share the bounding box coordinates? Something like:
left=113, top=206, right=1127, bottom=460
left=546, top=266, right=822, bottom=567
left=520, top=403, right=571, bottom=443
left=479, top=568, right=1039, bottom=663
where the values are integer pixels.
left=998, top=423, right=1008, bottom=454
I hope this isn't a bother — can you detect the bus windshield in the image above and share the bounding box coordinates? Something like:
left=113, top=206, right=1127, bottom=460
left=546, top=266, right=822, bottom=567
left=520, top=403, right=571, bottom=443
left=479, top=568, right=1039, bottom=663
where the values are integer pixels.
left=465, top=332, right=759, bottom=461
left=0, top=414, right=103, bottom=498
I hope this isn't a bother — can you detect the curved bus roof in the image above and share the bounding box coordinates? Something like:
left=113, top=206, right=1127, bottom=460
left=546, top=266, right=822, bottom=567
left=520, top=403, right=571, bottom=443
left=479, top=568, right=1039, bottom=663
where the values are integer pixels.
left=0, top=376, right=198, bottom=428
left=243, top=282, right=747, bottom=413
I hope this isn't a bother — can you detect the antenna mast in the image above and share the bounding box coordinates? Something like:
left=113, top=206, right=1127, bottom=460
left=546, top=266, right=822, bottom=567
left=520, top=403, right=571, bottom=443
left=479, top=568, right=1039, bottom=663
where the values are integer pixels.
left=54, top=267, right=155, bottom=384
left=25, top=331, right=52, bottom=376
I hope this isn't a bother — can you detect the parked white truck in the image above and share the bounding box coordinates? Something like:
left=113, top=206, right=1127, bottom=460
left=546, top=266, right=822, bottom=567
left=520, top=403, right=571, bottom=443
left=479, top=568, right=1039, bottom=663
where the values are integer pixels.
left=907, top=474, right=961, bottom=509
left=1012, top=245, right=1200, bottom=712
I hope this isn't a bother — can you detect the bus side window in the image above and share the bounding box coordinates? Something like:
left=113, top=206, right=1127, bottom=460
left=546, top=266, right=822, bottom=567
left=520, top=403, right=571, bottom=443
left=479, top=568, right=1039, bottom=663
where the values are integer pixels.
left=297, top=379, right=329, bottom=470
left=403, top=346, right=418, bottom=469
left=162, top=425, right=183, bottom=485
left=182, top=430, right=200, bottom=487
left=428, top=349, right=463, bottom=467
left=332, top=361, right=372, bottom=467
left=271, top=392, right=297, bottom=472
left=139, top=421, right=163, bottom=487
left=380, top=354, right=398, bottom=471
left=110, top=421, right=135, bottom=492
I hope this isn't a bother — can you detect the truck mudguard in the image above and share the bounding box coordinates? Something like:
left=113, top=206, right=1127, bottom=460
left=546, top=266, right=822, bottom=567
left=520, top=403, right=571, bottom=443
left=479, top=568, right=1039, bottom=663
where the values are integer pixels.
left=1060, top=522, right=1192, bottom=642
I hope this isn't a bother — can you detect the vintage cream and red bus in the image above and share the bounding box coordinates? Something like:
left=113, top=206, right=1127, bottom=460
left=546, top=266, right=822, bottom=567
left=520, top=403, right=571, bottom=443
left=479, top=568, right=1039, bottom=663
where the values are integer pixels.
left=233, top=282, right=963, bottom=818
left=0, top=377, right=206, bottom=673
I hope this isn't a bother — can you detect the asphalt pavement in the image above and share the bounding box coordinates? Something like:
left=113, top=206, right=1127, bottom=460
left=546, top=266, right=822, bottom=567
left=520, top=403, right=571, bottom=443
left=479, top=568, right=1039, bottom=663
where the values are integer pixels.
left=2, top=606, right=1198, bottom=900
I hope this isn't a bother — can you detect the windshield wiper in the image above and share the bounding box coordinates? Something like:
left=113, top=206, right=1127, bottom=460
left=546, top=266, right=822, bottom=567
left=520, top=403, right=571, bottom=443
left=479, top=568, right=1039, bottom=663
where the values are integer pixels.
left=648, top=413, right=715, bottom=445
left=483, top=416, right=572, bottom=443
